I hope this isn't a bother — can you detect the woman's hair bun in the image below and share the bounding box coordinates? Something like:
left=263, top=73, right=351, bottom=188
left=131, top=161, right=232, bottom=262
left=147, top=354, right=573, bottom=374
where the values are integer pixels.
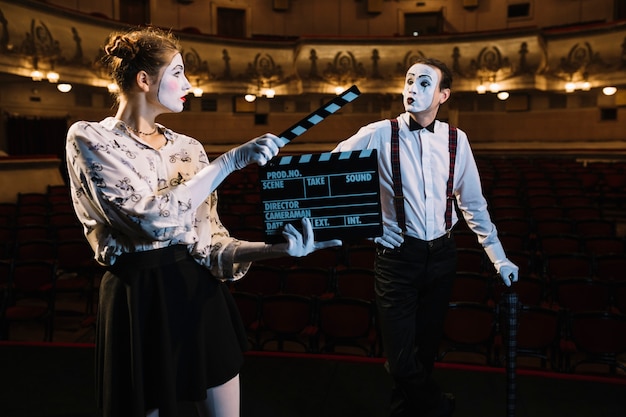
left=104, top=35, right=139, bottom=61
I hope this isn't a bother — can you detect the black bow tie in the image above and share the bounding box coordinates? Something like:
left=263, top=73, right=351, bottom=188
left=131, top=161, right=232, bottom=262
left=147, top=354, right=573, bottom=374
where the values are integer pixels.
left=409, top=117, right=436, bottom=133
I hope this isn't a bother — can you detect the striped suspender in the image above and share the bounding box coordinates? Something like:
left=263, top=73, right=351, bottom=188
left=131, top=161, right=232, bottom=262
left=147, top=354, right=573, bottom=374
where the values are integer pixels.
left=446, top=125, right=458, bottom=231
left=390, top=119, right=406, bottom=231
left=390, top=119, right=458, bottom=234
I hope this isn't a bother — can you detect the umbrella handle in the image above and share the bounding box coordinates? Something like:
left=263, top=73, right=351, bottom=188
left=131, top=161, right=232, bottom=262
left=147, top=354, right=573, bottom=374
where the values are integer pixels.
left=502, top=292, right=519, bottom=417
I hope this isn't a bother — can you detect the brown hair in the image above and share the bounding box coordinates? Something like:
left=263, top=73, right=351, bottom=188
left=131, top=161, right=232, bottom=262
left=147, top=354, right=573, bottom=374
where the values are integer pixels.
left=102, top=26, right=181, bottom=94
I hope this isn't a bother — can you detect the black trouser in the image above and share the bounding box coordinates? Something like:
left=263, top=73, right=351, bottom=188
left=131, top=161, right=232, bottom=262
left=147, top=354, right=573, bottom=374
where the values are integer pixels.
left=375, top=234, right=457, bottom=417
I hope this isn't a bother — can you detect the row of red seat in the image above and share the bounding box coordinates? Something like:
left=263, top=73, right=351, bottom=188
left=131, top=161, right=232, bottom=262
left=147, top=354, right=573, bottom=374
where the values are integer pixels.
left=229, top=282, right=626, bottom=374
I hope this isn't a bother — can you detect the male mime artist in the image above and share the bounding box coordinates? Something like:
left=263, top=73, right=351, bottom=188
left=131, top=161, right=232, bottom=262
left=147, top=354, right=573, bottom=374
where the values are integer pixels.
left=332, top=57, right=519, bottom=417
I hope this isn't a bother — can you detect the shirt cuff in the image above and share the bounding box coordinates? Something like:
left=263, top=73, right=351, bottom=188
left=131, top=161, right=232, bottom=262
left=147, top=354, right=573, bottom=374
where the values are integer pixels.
left=211, top=240, right=252, bottom=281
left=484, top=241, right=507, bottom=267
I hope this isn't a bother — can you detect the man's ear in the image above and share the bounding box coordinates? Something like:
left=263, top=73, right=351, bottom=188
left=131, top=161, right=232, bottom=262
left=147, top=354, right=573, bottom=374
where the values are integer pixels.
left=439, top=88, right=451, bottom=105
left=135, top=70, right=151, bottom=92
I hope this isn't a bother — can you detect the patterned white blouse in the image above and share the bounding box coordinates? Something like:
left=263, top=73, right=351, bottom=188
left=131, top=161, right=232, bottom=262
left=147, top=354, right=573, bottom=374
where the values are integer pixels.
left=66, top=117, right=250, bottom=280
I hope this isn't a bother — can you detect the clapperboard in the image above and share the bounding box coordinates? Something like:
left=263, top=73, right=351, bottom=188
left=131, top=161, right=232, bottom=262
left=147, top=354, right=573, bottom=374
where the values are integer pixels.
left=275, top=85, right=361, bottom=142
left=260, top=150, right=382, bottom=243
left=258, top=84, right=382, bottom=243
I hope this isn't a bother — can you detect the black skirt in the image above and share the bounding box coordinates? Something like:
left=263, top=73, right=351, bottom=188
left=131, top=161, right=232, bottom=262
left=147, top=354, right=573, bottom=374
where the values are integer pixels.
left=95, top=245, right=248, bottom=417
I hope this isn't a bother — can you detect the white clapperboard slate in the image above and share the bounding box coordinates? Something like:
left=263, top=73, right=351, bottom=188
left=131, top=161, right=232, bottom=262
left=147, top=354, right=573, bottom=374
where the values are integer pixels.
left=259, top=149, right=383, bottom=243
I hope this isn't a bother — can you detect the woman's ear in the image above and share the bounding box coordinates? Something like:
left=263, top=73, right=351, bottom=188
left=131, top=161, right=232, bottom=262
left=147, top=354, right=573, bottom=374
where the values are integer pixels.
left=135, top=70, right=152, bottom=92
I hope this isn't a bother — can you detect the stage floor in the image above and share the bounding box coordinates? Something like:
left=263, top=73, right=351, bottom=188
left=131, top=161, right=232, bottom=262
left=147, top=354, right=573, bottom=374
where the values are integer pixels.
left=1, top=343, right=625, bottom=417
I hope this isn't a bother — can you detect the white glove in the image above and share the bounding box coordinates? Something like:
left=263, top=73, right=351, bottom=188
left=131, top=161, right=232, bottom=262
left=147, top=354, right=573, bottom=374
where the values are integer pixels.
left=485, top=243, right=519, bottom=287
left=495, top=259, right=519, bottom=287
left=233, top=217, right=342, bottom=262
left=223, top=133, right=288, bottom=171
left=373, top=223, right=404, bottom=249
left=184, top=133, right=288, bottom=210
left=277, top=217, right=342, bottom=257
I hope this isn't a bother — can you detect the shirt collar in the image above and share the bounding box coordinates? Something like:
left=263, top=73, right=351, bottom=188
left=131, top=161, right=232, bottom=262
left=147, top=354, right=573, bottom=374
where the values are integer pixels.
left=408, top=117, right=436, bottom=133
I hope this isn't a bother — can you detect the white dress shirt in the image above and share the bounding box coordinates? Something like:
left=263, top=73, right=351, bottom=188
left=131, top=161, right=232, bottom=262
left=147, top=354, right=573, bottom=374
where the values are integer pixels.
left=333, top=112, right=505, bottom=259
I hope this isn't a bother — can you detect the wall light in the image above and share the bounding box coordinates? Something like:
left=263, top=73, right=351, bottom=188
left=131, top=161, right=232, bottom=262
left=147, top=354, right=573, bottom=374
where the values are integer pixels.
left=191, top=79, right=203, bottom=97
left=602, top=86, right=617, bottom=96
left=496, top=91, right=509, bottom=100
left=107, top=83, right=120, bottom=93
left=244, top=94, right=257, bottom=103
left=30, top=69, right=44, bottom=81
left=476, top=84, right=487, bottom=94
left=57, top=83, right=72, bottom=93
left=565, top=82, right=576, bottom=93
left=489, top=82, right=500, bottom=93
left=335, top=86, right=345, bottom=95
left=264, top=88, right=275, bottom=98
left=46, top=71, right=60, bottom=83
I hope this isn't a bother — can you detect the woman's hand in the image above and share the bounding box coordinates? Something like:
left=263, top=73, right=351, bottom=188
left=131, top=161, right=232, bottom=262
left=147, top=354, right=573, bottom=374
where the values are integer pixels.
left=227, top=133, right=289, bottom=170
left=232, top=218, right=342, bottom=263
left=278, top=218, right=342, bottom=257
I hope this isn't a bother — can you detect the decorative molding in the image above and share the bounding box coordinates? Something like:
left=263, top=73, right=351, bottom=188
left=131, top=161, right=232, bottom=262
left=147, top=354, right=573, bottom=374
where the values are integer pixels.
left=243, top=52, right=284, bottom=87
left=182, top=47, right=213, bottom=81
left=555, top=42, right=604, bottom=81
left=396, top=50, right=426, bottom=77
left=322, top=51, right=366, bottom=87
left=466, top=46, right=513, bottom=81
left=0, top=0, right=625, bottom=94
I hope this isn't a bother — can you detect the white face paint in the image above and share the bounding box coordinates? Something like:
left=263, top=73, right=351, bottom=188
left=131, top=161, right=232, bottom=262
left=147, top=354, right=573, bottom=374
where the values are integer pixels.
left=157, top=53, right=192, bottom=113
left=402, top=63, right=440, bottom=113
